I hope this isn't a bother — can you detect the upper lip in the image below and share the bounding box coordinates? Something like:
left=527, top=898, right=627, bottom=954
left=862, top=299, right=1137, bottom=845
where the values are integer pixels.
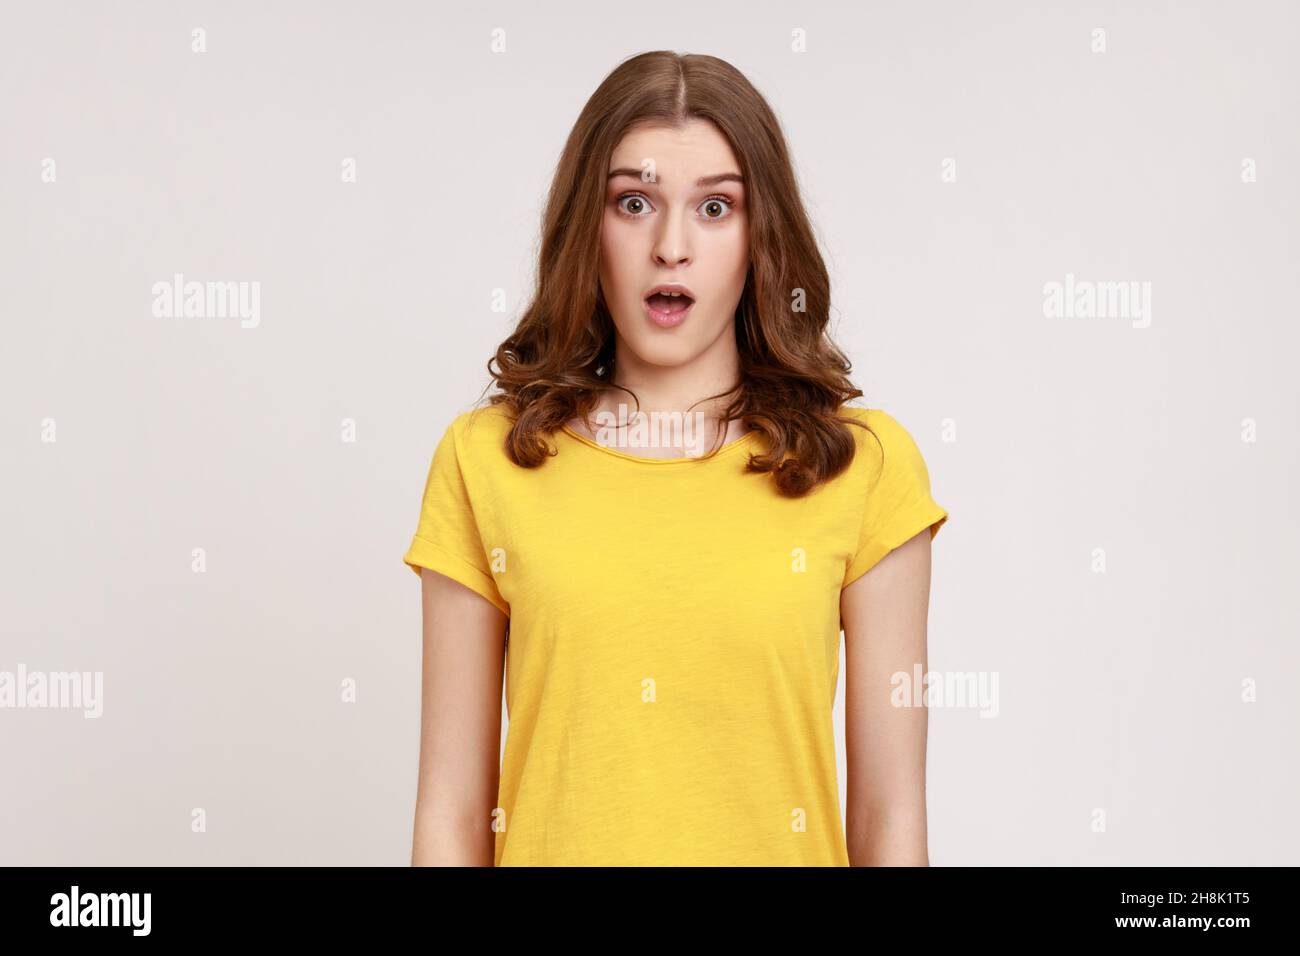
left=644, top=282, right=695, bottom=301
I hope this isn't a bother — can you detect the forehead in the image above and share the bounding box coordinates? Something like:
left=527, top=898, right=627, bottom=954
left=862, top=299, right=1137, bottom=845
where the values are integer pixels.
left=608, top=118, right=741, bottom=184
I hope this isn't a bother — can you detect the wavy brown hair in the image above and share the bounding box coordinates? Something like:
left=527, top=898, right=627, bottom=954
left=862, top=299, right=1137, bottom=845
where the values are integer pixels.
left=474, top=50, right=876, bottom=497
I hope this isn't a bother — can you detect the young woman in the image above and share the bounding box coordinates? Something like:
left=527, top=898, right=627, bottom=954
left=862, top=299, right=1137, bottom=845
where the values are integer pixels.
left=404, top=51, right=948, bottom=867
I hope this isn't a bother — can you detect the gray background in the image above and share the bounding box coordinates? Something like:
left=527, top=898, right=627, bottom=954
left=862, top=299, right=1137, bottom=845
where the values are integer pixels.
left=2, top=0, right=1296, bottom=865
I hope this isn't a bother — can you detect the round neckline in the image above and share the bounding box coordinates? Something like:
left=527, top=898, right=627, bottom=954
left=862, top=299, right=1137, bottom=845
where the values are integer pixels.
left=559, top=422, right=760, bottom=465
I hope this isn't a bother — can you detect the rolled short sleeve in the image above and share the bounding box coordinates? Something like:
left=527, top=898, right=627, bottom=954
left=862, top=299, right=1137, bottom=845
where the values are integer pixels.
left=842, top=410, right=949, bottom=587
left=402, top=418, right=510, bottom=617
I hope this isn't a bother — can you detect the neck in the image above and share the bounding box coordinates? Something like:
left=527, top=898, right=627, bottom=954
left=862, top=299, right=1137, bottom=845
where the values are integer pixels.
left=600, top=329, right=742, bottom=420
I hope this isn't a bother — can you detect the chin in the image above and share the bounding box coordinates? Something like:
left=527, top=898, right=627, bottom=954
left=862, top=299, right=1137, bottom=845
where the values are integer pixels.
left=623, top=334, right=704, bottom=369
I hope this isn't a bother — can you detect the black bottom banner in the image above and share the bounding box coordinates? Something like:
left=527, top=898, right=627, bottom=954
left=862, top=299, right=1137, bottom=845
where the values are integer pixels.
left=0, top=865, right=1285, bottom=942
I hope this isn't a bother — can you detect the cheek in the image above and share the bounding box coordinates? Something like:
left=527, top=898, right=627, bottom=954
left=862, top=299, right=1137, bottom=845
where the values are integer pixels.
left=700, top=221, right=750, bottom=298
left=721, top=217, right=750, bottom=272
left=600, top=216, right=639, bottom=299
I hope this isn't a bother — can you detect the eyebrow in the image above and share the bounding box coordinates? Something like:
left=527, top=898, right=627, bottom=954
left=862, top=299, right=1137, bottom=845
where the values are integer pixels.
left=607, top=168, right=745, bottom=188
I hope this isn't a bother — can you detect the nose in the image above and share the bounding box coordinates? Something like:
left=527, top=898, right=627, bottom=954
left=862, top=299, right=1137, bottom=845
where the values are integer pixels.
left=652, top=205, right=691, bottom=267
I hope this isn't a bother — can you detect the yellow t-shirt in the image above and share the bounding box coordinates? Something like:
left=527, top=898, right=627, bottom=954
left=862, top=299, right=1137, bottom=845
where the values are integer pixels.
left=402, top=402, right=948, bottom=866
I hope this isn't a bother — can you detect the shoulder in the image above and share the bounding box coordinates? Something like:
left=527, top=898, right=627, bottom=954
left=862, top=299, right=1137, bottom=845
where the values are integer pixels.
left=837, top=404, right=920, bottom=455
left=836, top=404, right=931, bottom=488
left=837, top=405, right=948, bottom=582
left=446, top=402, right=514, bottom=444
left=439, top=403, right=517, bottom=474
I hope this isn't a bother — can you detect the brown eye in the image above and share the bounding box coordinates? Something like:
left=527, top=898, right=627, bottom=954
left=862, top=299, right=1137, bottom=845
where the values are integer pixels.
left=700, top=197, right=734, bottom=220
left=617, top=194, right=650, bottom=216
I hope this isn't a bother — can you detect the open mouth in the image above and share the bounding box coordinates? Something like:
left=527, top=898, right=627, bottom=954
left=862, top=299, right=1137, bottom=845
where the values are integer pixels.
left=644, top=288, right=695, bottom=326
left=646, top=291, right=693, bottom=312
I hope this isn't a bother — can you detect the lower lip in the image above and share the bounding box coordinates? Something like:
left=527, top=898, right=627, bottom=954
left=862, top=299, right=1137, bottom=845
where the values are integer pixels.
left=644, top=298, right=694, bottom=328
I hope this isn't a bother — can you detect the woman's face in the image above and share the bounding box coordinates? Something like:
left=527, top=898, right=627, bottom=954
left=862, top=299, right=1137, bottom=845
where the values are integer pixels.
left=599, top=118, right=749, bottom=372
